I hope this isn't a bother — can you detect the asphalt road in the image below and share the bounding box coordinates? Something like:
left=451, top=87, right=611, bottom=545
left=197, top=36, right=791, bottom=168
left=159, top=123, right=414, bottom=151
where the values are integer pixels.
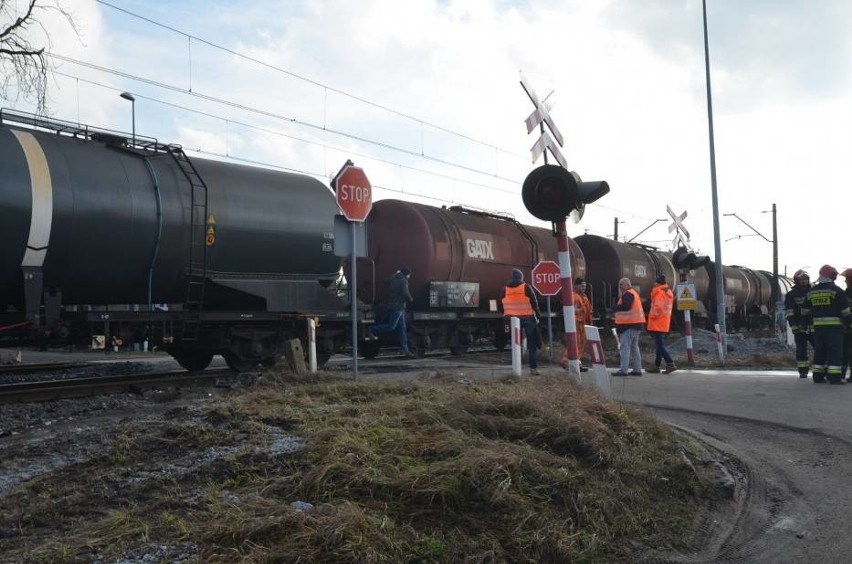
left=604, top=368, right=852, bottom=563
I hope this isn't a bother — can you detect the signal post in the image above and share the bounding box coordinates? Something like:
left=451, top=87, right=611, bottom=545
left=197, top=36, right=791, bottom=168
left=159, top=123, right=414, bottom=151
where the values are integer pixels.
left=520, top=74, right=610, bottom=377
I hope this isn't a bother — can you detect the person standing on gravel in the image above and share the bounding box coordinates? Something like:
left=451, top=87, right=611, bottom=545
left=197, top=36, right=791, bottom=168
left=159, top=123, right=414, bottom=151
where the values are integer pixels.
left=500, top=268, right=541, bottom=375
left=366, top=267, right=416, bottom=358
left=561, top=277, right=593, bottom=372
left=801, top=265, right=851, bottom=384
left=612, top=277, right=645, bottom=376
left=646, top=275, right=677, bottom=374
left=785, top=270, right=814, bottom=378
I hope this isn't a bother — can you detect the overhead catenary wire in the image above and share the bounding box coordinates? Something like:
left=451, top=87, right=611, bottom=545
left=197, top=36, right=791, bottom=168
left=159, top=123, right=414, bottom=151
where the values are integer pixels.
left=50, top=54, right=525, bottom=186
left=44, top=3, right=637, bottom=225
left=53, top=71, right=521, bottom=197
left=95, top=0, right=527, bottom=162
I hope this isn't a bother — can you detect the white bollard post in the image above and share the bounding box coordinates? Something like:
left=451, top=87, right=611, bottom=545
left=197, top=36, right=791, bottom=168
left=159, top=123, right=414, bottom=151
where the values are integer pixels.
left=511, top=316, right=522, bottom=376
left=308, top=318, right=318, bottom=374
left=585, top=325, right=612, bottom=397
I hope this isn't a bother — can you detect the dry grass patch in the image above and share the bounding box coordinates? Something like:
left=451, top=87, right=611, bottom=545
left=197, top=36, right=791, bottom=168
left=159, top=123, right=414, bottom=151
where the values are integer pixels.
left=0, top=376, right=714, bottom=563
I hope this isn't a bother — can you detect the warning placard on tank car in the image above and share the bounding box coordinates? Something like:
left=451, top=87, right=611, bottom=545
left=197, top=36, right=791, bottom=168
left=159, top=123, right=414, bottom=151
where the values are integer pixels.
left=429, top=281, right=480, bottom=308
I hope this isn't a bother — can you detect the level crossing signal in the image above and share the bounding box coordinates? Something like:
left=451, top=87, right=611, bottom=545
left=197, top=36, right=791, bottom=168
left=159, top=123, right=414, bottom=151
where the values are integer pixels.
left=522, top=165, right=610, bottom=222
left=672, top=246, right=711, bottom=271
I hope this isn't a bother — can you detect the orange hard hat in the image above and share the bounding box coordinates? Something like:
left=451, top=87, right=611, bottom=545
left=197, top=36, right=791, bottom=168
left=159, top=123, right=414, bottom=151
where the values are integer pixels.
left=819, top=264, right=838, bottom=280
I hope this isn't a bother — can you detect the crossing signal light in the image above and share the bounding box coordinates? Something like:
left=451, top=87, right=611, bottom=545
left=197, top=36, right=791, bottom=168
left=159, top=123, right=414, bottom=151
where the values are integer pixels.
left=672, top=246, right=711, bottom=271
left=522, top=165, right=610, bottom=222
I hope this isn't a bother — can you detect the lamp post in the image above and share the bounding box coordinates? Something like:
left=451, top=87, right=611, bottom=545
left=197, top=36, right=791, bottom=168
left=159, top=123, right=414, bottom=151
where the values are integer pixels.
left=119, top=92, right=135, bottom=145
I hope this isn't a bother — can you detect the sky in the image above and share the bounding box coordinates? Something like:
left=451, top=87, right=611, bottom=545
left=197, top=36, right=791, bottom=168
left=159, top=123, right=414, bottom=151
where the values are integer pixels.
left=4, top=0, right=852, bottom=277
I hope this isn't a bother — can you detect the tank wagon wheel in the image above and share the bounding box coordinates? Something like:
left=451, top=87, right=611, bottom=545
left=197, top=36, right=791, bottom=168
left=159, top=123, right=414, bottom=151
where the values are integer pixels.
left=261, top=355, right=281, bottom=368
left=172, top=351, right=214, bottom=372
left=361, top=340, right=380, bottom=360
left=224, top=353, right=259, bottom=373
left=449, top=332, right=473, bottom=355
left=316, top=353, right=332, bottom=366
left=494, top=332, right=508, bottom=351
left=407, top=333, right=429, bottom=358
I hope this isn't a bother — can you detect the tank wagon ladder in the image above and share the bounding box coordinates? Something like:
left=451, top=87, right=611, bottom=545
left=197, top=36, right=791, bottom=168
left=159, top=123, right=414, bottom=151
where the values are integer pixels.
left=164, top=147, right=209, bottom=342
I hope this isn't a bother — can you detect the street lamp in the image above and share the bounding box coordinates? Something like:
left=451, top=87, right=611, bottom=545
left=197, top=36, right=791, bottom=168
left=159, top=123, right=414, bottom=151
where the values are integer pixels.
left=119, top=92, right=135, bottom=145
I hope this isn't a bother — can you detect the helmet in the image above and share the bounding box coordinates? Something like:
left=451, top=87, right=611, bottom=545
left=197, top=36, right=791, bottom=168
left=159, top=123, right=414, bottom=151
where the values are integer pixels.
left=842, top=268, right=852, bottom=278
left=792, top=269, right=810, bottom=283
left=819, top=264, right=838, bottom=280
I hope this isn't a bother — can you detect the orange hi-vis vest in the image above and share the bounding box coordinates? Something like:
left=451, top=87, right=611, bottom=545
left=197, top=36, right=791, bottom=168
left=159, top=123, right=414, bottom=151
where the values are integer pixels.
left=615, top=288, right=646, bottom=325
left=647, top=284, right=673, bottom=332
left=502, top=283, right=535, bottom=317
left=574, top=292, right=592, bottom=324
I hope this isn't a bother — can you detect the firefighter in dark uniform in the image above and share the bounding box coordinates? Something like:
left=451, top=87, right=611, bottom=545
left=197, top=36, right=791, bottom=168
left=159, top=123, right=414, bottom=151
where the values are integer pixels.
left=842, top=268, right=852, bottom=381
left=784, top=269, right=813, bottom=378
left=801, top=265, right=852, bottom=384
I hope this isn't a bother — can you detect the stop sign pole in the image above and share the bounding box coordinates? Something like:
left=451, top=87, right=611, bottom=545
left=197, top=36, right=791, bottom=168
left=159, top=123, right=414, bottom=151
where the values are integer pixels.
left=332, top=160, right=373, bottom=379
left=532, top=261, right=561, bottom=360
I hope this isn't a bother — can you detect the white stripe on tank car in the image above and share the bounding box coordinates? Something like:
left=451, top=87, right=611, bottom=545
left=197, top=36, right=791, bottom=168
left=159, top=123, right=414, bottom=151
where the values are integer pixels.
left=11, top=130, right=53, bottom=268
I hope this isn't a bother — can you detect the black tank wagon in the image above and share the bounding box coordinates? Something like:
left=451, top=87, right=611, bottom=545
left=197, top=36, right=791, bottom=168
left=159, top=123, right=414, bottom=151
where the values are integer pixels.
left=0, top=110, right=348, bottom=370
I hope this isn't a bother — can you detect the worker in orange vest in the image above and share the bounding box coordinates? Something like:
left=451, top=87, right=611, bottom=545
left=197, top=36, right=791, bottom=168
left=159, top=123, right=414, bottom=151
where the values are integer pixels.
left=646, top=274, right=677, bottom=374
left=561, top=277, right=592, bottom=372
left=501, top=269, right=541, bottom=375
left=612, top=277, right=646, bottom=376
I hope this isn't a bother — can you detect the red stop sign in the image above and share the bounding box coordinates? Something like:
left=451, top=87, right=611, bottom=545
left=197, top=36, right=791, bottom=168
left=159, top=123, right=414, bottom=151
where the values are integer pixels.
left=531, top=260, right=562, bottom=296
left=333, top=164, right=372, bottom=222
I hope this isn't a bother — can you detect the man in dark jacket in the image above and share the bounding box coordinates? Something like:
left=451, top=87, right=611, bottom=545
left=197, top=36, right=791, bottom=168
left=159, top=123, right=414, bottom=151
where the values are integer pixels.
left=801, top=265, right=851, bottom=384
left=366, top=267, right=415, bottom=357
left=784, top=269, right=813, bottom=378
left=500, top=269, right=541, bottom=375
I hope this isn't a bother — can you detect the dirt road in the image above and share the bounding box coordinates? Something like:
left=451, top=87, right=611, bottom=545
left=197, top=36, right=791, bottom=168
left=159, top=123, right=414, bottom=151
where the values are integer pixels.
left=616, top=370, right=852, bottom=563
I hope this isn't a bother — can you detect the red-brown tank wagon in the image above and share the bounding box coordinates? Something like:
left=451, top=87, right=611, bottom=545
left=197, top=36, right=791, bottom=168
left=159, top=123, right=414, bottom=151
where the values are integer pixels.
left=356, top=200, right=585, bottom=355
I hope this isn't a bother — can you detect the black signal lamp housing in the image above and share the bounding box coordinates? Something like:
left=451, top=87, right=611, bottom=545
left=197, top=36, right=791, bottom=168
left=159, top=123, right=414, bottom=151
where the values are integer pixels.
left=522, top=164, right=609, bottom=222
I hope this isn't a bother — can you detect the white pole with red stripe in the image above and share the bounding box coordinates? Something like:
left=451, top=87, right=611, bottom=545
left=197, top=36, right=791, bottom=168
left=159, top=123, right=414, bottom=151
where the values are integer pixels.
left=584, top=325, right=612, bottom=397
left=308, top=318, right=317, bottom=374
left=555, top=220, right=580, bottom=378
left=511, top=316, right=522, bottom=376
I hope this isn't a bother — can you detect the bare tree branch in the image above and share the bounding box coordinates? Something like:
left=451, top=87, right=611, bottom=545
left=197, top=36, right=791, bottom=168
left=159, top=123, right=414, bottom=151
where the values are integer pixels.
left=0, top=0, right=78, bottom=114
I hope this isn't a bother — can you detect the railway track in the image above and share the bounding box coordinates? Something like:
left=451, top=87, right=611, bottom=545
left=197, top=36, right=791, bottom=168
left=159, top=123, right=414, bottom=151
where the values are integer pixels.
left=0, top=361, right=89, bottom=375
left=0, top=368, right=236, bottom=404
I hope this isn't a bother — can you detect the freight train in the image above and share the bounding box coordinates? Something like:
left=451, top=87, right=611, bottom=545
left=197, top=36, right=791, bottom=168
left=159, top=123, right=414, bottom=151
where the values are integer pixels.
left=0, top=110, right=790, bottom=371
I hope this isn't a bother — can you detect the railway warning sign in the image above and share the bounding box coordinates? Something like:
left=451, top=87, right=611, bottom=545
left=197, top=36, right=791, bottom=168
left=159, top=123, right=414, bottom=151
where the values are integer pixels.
left=532, top=260, right=562, bottom=296
left=333, top=163, right=372, bottom=222
left=676, top=283, right=697, bottom=311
